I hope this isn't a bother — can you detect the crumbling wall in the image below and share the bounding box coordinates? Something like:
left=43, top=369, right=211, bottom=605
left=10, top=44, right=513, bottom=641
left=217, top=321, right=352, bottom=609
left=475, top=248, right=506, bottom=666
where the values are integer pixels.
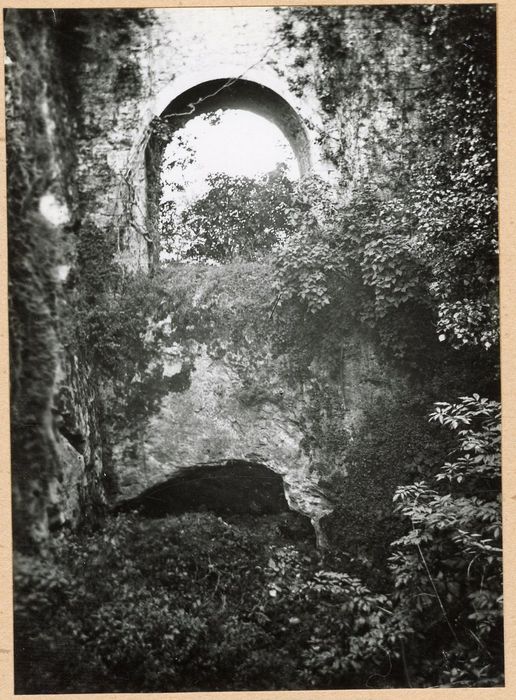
left=5, top=6, right=477, bottom=549
left=6, top=9, right=165, bottom=549
left=6, top=10, right=109, bottom=549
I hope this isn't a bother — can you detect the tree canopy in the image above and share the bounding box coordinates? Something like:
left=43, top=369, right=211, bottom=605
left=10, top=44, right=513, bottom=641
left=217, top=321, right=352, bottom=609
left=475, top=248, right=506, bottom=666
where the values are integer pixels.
left=160, top=165, right=298, bottom=263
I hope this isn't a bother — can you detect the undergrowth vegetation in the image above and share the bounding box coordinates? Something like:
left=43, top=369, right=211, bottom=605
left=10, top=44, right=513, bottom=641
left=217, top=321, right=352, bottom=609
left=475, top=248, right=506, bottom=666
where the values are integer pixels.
left=14, top=398, right=502, bottom=691
left=14, top=512, right=390, bottom=692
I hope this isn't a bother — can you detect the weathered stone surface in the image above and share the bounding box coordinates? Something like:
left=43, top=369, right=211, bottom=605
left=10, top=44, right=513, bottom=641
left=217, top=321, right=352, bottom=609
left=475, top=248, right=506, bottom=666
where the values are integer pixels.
left=6, top=11, right=108, bottom=549
left=110, top=253, right=401, bottom=528
left=149, top=352, right=306, bottom=474
left=6, top=6, right=441, bottom=548
left=114, top=347, right=334, bottom=523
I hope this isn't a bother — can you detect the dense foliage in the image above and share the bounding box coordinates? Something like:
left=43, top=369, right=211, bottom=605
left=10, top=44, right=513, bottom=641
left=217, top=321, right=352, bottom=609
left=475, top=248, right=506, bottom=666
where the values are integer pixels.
left=15, top=397, right=501, bottom=692
left=269, top=5, right=501, bottom=686
left=14, top=512, right=399, bottom=692
left=389, top=396, right=502, bottom=686
left=271, top=179, right=438, bottom=366
left=160, top=166, right=297, bottom=262
left=276, top=4, right=498, bottom=354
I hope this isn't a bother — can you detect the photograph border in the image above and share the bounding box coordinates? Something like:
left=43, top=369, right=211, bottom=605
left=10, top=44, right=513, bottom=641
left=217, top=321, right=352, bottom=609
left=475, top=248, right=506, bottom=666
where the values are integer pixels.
left=0, top=1, right=514, bottom=698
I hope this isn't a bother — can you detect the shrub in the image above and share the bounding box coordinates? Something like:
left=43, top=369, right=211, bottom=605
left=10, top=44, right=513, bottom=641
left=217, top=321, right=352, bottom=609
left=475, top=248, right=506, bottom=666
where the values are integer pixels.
left=14, top=512, right=400, bottom=692
left=388, top=396, right=503, bottom=686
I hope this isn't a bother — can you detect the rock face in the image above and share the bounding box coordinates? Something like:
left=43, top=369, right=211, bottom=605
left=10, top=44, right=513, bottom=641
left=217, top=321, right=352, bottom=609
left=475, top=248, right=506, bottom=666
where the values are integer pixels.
left=6, top=11, right=110, bottom=550
left=111, top=261, right=393, bottom=528
left=115, top=348, right=334, bottom=524
left=6, top=7, right=444, bottom=549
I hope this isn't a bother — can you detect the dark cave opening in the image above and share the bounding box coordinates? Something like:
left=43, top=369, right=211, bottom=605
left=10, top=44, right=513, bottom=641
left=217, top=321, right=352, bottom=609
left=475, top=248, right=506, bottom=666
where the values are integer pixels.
left=119, top=459, right=289, bottom=517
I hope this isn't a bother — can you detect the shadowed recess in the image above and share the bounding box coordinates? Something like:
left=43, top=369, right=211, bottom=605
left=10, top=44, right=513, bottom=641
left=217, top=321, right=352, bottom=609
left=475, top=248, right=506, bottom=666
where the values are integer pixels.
left=117, top=459, right=294, bottom=517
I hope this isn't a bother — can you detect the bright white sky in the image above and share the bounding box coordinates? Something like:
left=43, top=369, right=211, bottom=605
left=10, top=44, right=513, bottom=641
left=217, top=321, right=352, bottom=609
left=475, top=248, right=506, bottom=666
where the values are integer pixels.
left=161, top=109, right=299, bottom=206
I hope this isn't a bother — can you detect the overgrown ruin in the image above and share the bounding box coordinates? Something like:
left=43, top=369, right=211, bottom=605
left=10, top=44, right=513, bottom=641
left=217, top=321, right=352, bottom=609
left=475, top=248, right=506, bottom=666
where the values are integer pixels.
left=6, top=5, right=502, bottom=692
left=7, top=6, right=443, bottom=549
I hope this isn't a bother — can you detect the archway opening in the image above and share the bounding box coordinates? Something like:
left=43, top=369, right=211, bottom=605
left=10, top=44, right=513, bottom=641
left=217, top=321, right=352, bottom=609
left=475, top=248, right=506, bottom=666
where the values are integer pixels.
left=145, top=77, right=309, bottom=266
left=160, top=109, right=299, bottom=262
left=157, top=78, right=310, bottom=174
left=162, top=109, right=299, bottom=200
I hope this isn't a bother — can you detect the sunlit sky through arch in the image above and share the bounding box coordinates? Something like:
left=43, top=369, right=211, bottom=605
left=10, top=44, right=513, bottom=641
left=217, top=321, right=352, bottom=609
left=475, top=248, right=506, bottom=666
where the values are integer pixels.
left=161, top=109, right=299, bottom=209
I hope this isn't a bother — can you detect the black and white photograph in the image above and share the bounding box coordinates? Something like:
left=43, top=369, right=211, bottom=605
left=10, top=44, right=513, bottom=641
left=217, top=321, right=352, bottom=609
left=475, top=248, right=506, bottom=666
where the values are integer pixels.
left=4, top=2, right=504, bottom=693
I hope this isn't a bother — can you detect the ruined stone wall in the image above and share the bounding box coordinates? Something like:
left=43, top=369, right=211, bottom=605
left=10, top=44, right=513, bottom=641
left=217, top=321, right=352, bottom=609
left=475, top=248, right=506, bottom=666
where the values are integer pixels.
left=6, top=6, right=453, bottom=548
left=111, top=260, right=405, bottom=529
left=99, top=8, right=430, bottom=523
left=30, top=7, right=435, bottom=276
left=53, top=8, right=328, bottom=273
left=5, top=10, right=109, bottom=549
left=68, top=6, right=435, bottom=269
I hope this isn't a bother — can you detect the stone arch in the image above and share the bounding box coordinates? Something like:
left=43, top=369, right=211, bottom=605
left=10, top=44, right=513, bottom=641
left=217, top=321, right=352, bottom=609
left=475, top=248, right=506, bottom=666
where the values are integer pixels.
left=156, top=77, right=311, bottom=175
left=143, top=74, right=312, bottom=267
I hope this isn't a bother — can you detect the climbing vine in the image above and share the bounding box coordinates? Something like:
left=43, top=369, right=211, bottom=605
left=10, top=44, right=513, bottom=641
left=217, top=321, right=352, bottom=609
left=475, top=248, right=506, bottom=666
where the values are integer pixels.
left=275, top=4, right=498, bottom=354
